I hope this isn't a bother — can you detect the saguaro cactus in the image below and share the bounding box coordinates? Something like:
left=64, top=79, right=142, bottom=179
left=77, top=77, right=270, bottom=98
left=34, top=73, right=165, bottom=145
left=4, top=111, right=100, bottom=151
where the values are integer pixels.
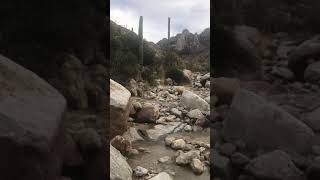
left=135, top=16, right=144, bottom=80
left=168, top=17, right=170, bottom=48
left=138, top=16, right=143, bottom=66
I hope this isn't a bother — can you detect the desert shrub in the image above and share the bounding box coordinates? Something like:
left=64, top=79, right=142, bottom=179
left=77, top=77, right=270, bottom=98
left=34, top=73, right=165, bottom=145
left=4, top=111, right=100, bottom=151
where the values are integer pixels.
left=110, top=21, right=158, bottom=83
left=143, top=43, right=156, bottom=66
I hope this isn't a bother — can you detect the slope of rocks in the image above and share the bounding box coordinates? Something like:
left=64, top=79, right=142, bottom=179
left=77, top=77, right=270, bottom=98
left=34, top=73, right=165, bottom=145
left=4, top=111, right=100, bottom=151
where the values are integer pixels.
left=212, top=26, right=320, bottom=180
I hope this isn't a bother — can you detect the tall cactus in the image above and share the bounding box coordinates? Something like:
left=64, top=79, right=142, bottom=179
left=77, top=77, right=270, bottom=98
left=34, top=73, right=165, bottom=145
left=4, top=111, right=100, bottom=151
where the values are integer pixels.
left=137, top=16, right=143, bottom=80
left=168, top=17, right=170, bottom=48
left=138, top=16, right=143, bottom=67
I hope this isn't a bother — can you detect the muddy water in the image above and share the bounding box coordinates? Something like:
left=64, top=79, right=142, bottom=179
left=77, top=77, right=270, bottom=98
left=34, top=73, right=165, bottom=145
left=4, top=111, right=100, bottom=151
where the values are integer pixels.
left=128, top=129, right=210, bottom=180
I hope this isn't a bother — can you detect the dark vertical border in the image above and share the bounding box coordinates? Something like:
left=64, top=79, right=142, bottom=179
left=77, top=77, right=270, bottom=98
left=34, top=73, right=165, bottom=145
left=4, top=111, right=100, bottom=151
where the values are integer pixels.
left=105, top=0, right=110, bottom=178
left=210, top=0, right=215, bottom=178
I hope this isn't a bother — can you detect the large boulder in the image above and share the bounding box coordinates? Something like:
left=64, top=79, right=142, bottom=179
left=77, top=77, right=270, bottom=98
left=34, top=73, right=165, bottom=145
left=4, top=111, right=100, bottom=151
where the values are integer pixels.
left=135, top=104, right=160, bottom=123
left=180, top=90, right=209, bottom=111
left=288, top=35, right=320, bottom=80
left=110, top=145, right=132, bottom=180
left=245, top=150, right=304, bottom=180
left=223, top=89, right=314, bottom=153
left=304, top=107, right=320, bottom=132
left=213, top=77, right=240, bottom=105
left=110, top=79, right=131, bottom=139
left=0, top=55, right=67, bottom=180
left=213, top=26, right=262, bottom=80
left=304, top=61, right=320, bottom=84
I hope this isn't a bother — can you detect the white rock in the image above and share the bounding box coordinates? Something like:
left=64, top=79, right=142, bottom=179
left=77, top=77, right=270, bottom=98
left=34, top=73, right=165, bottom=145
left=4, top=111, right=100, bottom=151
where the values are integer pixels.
left=187, top=109, right=205, bottom=119
left=184, top=125, right=193, bottom=132
left=158, top=156, right=171, bottom=164
left=165, top=136, right=176, bottom=146
left=149, top=172, right=172, bottom=180
left=190, top=158, right=205, bottom=174
left=110, top=145, right=133, bottom=180
left=171, top=139, right=186, bottom=150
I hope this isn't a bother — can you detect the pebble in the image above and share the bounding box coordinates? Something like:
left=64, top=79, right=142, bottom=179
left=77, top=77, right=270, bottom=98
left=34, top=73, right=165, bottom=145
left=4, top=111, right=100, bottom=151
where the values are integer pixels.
left=165, top=136, right=176, bottom=146
left=158, top=156, right=171, bottom=164
left=134, top=166, right=149, bottom=177
left=184, top=125, right=192, bottom=132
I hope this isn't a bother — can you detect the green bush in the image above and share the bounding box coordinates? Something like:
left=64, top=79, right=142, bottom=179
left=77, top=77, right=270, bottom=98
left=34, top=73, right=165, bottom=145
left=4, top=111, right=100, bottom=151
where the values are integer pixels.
left=110, top=21, right=157, bottom=83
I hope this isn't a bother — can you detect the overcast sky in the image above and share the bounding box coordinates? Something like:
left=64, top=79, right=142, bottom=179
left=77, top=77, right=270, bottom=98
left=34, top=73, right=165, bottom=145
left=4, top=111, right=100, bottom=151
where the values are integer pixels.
left=110, top=0, right=210, bottom=43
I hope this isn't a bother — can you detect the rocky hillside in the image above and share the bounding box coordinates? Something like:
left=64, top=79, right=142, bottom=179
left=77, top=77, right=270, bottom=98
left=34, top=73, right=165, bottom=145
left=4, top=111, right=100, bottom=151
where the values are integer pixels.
left=110, top=21, right=210, bottom=85
left=157, top=28, right=210, bottom=72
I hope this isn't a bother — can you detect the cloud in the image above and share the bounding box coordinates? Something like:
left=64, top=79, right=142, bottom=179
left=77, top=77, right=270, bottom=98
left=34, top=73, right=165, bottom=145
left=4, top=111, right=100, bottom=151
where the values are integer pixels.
left=110, top=0, right=210, bottom=43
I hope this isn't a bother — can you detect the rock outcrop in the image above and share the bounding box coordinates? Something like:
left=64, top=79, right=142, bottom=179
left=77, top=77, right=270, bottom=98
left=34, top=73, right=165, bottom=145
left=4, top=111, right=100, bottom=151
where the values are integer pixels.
left=0, top=55, right=67, bottom=180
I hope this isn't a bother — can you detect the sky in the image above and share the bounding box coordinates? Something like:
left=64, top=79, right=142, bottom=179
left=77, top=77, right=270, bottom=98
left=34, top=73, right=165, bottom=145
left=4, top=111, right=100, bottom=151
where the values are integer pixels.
left=110, top=0, right=210, bottom=43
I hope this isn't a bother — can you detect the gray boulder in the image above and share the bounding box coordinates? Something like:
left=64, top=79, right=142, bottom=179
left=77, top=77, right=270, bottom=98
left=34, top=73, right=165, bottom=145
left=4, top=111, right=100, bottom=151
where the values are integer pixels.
left=0, top=55, right=67, bottom=180
left=224, top=89, right=314, bottom=153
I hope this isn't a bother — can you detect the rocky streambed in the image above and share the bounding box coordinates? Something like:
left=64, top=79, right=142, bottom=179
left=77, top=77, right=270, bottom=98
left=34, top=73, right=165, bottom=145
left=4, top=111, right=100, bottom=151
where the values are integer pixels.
left=110, top=71, right=210, bottom=180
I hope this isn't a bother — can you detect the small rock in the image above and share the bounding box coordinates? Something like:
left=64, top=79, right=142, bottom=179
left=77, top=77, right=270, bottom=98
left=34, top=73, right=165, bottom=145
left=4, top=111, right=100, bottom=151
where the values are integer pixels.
left=134, top=166, right=148, bottom=177
left=171, top=139, right=186, bottom=150
left=170, top=108, right=182, bottom=117
left=184, top=125, right=192, bottom=132
left=110, top=135, right=132, bottom=155
left=158, top=156, right=171, bottom=164
left=187, top=109, right=204, bottom=119
left=190, top=158, right=205, bottom=174
left=219, top=143, right=236, bottom=157
left=183, top=144, right=194, bottom=151
left=132, top=101, right=142, bottom=111
left=128, top=149, right=139, bottom=156
left=165, top=136, right=176, bottom=146
left=176, top=150, right=201, bottom=165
